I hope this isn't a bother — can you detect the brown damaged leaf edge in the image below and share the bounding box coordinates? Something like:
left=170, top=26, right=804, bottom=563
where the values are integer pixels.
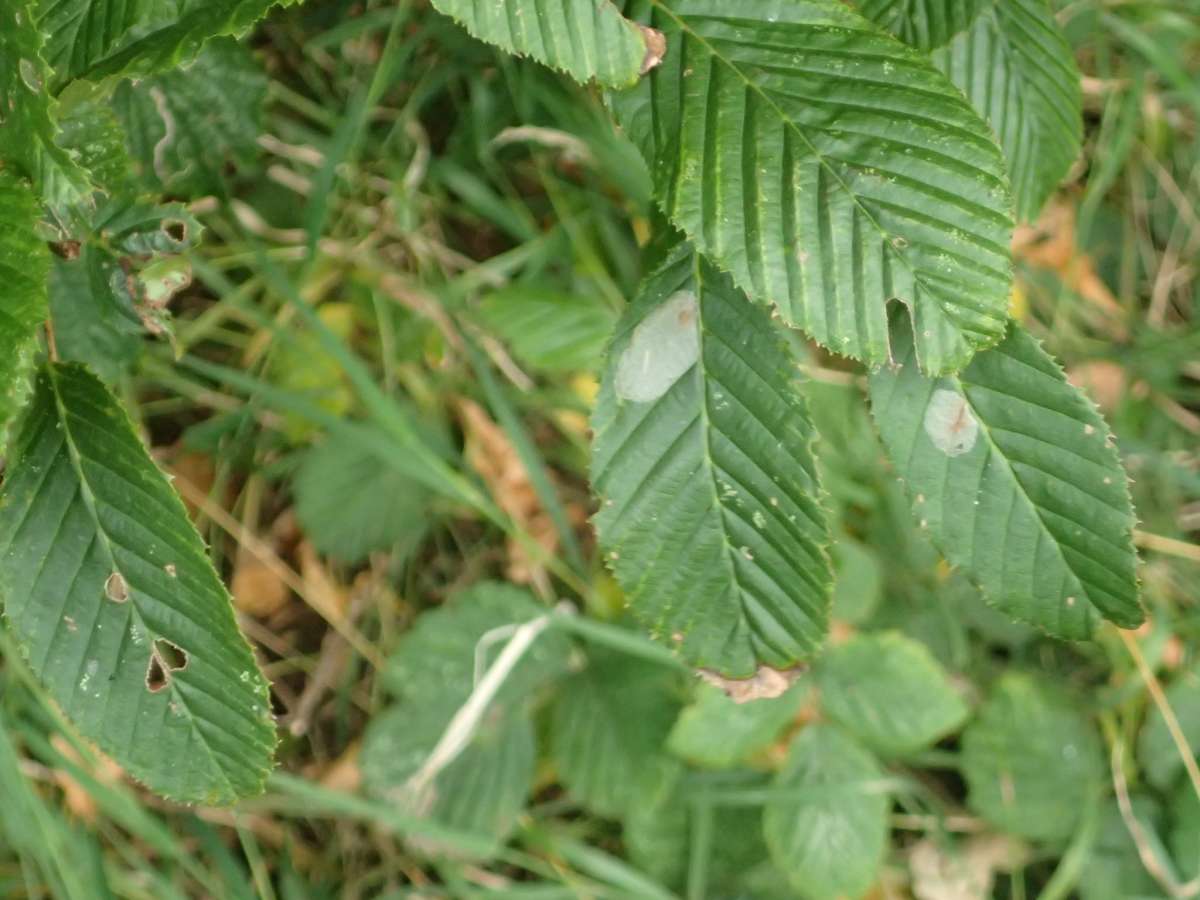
left=697, top=664, right=805, bottom=703
left=638, top=25, right=667, bottom=76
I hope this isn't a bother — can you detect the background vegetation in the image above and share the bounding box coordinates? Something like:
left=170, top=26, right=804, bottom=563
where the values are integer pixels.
left=1, top=0, right=1199, bottom=897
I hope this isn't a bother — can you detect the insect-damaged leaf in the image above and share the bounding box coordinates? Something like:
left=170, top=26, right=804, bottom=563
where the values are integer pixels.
left=610, top=0, right=1014, bottom=374
left=0, top=363, right=274, bottom=804
left=868, top=316, right=1142, bottom=639
left=429, top=0, right=660, bottom=88
left=111, top=39, right=268, bottom=197
left=0, top=169, right=49, bottom=454
left=35, top=0, right=302, bottom=84
left=931, top=0, right=1083, bottom=222
left=591, top=241, right=832, bottom=678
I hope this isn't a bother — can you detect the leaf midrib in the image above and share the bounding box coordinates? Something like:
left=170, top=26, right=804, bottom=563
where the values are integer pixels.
left=692, top=258, right=818, bottom=667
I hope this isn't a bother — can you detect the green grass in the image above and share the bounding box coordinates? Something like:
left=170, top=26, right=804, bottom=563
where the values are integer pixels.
left=0, top=0, right=1197, bottom=896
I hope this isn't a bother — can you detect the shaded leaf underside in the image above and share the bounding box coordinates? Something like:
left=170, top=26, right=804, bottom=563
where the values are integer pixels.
left=0, top=170, right=49, bottom=450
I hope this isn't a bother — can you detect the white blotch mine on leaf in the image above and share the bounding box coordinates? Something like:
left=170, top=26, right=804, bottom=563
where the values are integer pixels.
left=104, top=572, right=129, bottom=603
left=615, top=290, right=700, bottom=403
left=697, top=664, right=804, bottom=704
left=924, top=388, right=980, bottom=457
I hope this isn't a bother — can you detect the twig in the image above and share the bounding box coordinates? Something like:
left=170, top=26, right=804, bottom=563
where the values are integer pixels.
left=1118, top=627, right=1200, bottom=804
left=1136, top=530, right=1200, bottom=563
left=172, top=474, right=385, bottom=670
left=1111, top=742, right=1200, bottom=898
left=400, top=604, right=572, bottom=810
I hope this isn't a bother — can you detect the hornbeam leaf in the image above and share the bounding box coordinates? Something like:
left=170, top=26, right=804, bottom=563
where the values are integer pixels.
left=0, top=363, right=275, bottom=804
left=0, top=170, right=49, bottom=453
left=868, top=315, right=1143, bottom=639
left=591, top=241, right=831, bottom=678
left=858, top=0, right=987, bottom=50
left=430, top=0, right=660, bottom=88
left=40, top=0, right=302, bottom=84
left=111, top=39, right=268, bottom=197
left=0, top=2, right=88, bottom=199
left=35, top=0, right=152, bottom=84
left=611, top=0, right=1014, bottom=375
left=0, top=2, right=55, bottom=179
left=932, top=0, right=1083, bottom=222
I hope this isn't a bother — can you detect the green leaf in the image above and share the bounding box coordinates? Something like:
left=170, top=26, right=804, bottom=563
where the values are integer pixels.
left=610, top=0, right=1014, bottom=374
left=625, top=772, right=774, bottom=892
left=294, top=428, right=432, bottom=565
left=52, top=0, right=298, bottom=84
left=1137, top=664, right=1200, bottom=792
left=430, top=0, right=657, bottom=88
left=35, top=0, right=152, bottom=85
left=0, top=170, right=49, bottom=452
left=0, top=2, right=87, bottom=197
left=383, top=582, right=571, bottom=706
left=763, top=724, right=889, bottom=900
left=47, top=248, right=144, bottom=383
left=361, top=700, right=535, bottom=856
left=868, top=317, right=1142, bottom=639
left=111, top=38, right=268, bottom=196
left=932, top=0, right=1083, bottom=222
left=1169, top=782, right=1200, bottom=883
left=0, top=363, right=275, bottom=804
left=591, top=242, right=831, bottom=677
left=475, top=286, right=618, bottom=374
left=830, top=536, right=883, bottom=625
left=549, top=651, right=680, bottom=818
left=91, top=198, right=203, bottom=257
left=858, top=0, right=987, bottom=49
left=46, top=198, right=203, bottom=380
left=816, top=631, right=968, bottom=755
left=667, top=680, right=807, bottom=768
left=961, top=674, right=1103, bottom=841
left=54, top=97, right=137, bottom=197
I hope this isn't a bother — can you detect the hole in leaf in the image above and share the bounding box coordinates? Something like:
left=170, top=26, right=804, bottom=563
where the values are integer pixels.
left=145, top=638, right=188, bottom=693
left=104, top=572, right=129, bottom=603
left=146, top=655, right=168, bottom=693
left=162, top=219, right=187, bottom=244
